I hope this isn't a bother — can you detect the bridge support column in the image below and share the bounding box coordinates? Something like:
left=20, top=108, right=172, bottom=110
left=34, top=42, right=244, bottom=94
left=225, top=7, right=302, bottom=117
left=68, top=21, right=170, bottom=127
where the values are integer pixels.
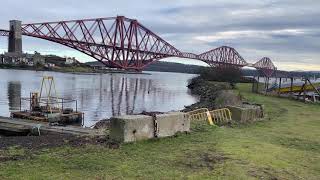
left=8, top=20, right=22, bottom=54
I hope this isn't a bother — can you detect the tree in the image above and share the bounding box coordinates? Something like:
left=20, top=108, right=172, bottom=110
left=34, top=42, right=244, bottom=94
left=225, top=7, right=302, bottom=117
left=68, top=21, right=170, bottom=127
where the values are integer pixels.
left=200, top=66, right=243, bottom=86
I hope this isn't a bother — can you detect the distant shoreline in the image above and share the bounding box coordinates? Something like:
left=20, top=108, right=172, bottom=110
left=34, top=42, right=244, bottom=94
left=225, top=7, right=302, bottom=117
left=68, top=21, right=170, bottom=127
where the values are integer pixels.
left=0, top=64, right=150, bottom=75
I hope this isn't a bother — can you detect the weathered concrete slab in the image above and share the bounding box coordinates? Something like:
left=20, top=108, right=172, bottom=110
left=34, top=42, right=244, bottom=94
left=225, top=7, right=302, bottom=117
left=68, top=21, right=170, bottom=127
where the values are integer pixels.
left=227, top=104, right=264, bottom=123
left=110, top=112, right=190, bottom=143
left=110, top=115, right=154, bottom=143
left=156, top=112, right=190, bottom=138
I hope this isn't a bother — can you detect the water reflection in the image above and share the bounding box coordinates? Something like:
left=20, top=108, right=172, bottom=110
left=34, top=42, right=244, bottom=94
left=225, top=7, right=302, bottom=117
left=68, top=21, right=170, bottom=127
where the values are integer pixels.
left=110, top=76, right=152, bottom=116
left=0, top=70, right=199, bottom=127
left=7, top=81, right=21, bottom=111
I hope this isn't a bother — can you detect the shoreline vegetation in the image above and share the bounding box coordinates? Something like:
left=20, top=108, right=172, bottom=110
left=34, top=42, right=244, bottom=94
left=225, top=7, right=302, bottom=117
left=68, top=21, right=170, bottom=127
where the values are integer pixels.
left=184, top=66, right=252, bottom=112
left=184, top=77, right=234, bottom=111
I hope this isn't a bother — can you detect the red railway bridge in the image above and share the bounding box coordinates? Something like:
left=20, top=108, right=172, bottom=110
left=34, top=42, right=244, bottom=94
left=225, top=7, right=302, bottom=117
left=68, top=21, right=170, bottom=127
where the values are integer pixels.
left=0, top=16, right=276, bottom=77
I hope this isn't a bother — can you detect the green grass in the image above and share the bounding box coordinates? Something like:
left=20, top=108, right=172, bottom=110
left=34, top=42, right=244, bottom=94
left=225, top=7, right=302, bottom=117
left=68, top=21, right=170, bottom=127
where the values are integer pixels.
left=57, top=66, right=94, bottom=73
left=0, top=83, right=320, bottom=179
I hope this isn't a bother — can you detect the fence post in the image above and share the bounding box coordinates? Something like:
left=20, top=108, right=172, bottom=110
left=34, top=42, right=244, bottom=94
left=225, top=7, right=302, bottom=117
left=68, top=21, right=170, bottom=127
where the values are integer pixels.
left=278, top=77, right=282, bottom=96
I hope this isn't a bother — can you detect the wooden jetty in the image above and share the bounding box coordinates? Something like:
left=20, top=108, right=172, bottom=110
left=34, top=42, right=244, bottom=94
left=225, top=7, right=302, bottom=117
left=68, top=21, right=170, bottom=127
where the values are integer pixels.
left=0, top=116, right=103, bottom=136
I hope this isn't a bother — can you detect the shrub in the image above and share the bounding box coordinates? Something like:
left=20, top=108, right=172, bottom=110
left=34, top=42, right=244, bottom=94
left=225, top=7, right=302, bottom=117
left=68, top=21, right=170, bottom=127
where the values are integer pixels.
left=199, top=66, right=243, bottom=86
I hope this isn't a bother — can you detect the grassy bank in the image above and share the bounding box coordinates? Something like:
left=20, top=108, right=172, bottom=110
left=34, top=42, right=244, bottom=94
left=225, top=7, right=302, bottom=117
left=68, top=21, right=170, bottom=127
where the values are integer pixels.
left=0, top=83, right=320, bottom=179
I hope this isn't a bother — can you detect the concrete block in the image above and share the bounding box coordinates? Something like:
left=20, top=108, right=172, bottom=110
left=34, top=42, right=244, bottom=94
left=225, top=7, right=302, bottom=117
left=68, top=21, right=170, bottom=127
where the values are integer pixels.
left=110, top=115, right=153, bottom=143
left=227, top=104, right=264, bottom=123
left=110, top=112, right=190, bottom=143
left=156, top=112, right=190, bottom=138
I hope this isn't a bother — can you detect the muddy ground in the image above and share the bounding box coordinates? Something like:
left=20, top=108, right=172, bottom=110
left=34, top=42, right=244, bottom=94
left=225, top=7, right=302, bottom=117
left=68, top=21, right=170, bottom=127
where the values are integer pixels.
left=0, top=134, right=119, bottom=151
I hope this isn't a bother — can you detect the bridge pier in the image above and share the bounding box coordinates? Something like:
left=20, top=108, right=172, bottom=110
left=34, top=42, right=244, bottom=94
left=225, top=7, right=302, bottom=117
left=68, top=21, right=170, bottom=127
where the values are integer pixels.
left=8, top=20, right=22, bottom=54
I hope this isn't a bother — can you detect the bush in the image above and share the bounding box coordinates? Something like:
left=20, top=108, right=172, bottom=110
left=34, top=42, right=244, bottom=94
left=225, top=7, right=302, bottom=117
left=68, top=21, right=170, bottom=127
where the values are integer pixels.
left=199, top=66, right=243, bottom=86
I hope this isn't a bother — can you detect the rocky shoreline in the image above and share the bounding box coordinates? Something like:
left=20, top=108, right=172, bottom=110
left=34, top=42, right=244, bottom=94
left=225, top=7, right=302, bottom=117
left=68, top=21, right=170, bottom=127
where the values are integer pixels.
left=183, top=77, right=242, bottom=112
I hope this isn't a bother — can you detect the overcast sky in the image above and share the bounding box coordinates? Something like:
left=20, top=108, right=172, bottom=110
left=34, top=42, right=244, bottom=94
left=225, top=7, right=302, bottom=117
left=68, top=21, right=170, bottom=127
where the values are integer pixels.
left=0, top=0, right=319, bottom=71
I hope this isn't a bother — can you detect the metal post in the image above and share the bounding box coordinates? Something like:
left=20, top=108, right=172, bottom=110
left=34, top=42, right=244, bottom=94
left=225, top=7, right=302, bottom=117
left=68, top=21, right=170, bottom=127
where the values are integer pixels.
left=303, top=78, right=307, bottom=102
left=264, top=77, right=267, bottom=95
left=265, top=77, right=270, bottom=95
left=20, top=97, right=22, bottom=111
left=29, top=93, right=32, bottom=111
left=290, top=77, right=294, bottom=98
left=252, top=76, right=256, bottom=93
left=82, top=113, right=84, bottom=126
left=257, top=76, right=260, bottom=93
left=278, top=77, right=282, bottom=96
left=62, top=98, right=64, bottom=111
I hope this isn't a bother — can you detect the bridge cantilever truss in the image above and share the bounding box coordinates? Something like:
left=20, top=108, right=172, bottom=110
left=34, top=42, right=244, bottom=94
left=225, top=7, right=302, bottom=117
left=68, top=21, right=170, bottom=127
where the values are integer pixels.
left=0, top=16, right=277, bottom=76
left=20, top=16, right=182, bottom=70
left=198, top=46, right=248, bottom=67
left=0, top=29, right=9, bottom=36
left=253, top=57, right=277, bottom=77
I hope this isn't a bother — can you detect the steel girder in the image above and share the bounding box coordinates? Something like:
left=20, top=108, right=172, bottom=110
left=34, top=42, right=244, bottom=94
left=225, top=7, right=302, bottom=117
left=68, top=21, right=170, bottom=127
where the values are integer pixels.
left=0, top=29, right=9, bottom=36
left=198, top=46, right=248, bottom=67
left=253, top=57, right=277, bottom=77
left=21, top=16, right=181, bottom=70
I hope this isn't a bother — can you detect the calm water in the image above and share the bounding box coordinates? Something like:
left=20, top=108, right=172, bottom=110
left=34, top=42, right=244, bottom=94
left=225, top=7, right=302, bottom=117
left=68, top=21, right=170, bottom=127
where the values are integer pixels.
left=0, top=69, right=199, bottom=127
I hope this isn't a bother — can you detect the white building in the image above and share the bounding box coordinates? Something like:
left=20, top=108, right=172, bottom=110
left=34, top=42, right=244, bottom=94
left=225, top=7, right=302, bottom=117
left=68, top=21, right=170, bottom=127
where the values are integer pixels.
left=45, top=63, right=55, bottom=68
left=0, top=51, right=45, bottom=66
left=2, top=52, right=27, bottom=65
left=65, top=57, right=77, bottom=65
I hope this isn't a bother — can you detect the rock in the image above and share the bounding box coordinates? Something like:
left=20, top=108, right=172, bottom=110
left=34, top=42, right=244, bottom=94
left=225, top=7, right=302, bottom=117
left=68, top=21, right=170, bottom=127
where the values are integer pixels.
left=93, top=119, right=111, bottom=129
